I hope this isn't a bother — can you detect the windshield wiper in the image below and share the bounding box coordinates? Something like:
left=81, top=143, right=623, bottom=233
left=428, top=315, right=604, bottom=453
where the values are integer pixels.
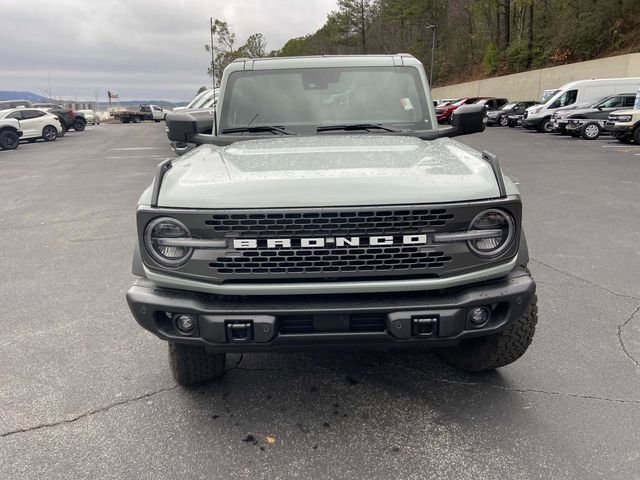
left=316, top=123, right=401, bottom=133
left=220, top=125, right=295, bottom=135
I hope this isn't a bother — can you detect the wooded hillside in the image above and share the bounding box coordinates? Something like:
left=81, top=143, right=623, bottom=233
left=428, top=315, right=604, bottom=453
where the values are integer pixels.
left=275, top=0, right=640, bottom=86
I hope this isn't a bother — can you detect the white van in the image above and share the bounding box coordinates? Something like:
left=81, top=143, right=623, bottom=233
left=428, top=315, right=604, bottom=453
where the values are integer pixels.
left=522, top=77, right=640, bottom=132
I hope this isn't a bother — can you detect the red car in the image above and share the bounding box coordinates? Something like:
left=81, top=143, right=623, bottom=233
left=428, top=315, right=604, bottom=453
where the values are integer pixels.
left=436, top=97, right=487, bottom=123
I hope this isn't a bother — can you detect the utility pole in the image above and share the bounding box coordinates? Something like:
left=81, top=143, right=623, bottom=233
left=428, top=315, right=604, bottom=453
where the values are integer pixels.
left=426, top=25, right=436, bottom=87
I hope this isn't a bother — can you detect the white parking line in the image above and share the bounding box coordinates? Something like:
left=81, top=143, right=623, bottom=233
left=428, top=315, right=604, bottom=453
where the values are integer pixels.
left=109, top=147, right=168, bottom=151
left=105, top=155, right=168, bottom=159
left=601, top=145, right=632, bottom=148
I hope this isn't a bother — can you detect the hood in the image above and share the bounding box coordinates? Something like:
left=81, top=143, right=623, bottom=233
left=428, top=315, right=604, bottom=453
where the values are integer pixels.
left=153, top=135, right=510, bottom=209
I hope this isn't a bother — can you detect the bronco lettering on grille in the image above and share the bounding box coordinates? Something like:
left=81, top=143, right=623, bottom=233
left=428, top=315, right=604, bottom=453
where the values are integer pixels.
left=233, top=235, right=428, bottom=249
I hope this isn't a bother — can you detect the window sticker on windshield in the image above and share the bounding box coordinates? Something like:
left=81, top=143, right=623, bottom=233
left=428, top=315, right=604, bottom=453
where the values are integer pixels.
left=400, top=98, right=414, bottom=111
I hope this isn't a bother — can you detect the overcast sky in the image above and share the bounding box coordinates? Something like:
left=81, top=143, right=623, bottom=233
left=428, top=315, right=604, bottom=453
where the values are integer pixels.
left=0, top=0, right=337, bottom=102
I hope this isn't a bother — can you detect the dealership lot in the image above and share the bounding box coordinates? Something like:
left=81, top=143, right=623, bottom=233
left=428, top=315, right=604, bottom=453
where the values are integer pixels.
left=0, top=124, right=639, bottom=479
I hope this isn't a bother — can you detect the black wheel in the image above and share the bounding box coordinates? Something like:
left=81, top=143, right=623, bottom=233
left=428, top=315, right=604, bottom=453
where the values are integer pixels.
left=438, top=294, right=538, bottom=372
left=168, top=343, right=226, bottom=386
left=580, top=122, right=601, bottom=140
left=537, top=117, right=553, bottom=133
left=73, top=119, right=86, bottom=131
left=0, top=129, right=20, bottom=150
left=132, top=116, right=141, bottom=123
left=633, top=126, right=640, bottom=144
left=42, top=125, right=58, bottom=141
left=499, top=115, right=509, bottom=127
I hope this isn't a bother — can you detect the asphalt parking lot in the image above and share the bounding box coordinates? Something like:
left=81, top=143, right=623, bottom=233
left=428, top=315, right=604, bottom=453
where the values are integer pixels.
left=1, top=123, right=639, bottom=479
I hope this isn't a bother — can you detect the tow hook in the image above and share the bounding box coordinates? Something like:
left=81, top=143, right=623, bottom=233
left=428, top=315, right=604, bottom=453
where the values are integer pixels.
left=226, top=321, right=254, bottom=343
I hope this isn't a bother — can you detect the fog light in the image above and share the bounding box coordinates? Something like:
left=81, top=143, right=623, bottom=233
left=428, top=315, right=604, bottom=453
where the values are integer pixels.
left=469, top=307, right=490, bottom=327
left=175, top=314, right=195, bottom=335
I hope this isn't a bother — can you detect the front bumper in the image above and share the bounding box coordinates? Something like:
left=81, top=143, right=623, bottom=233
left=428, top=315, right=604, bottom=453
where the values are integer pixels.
left=604, top=123, right=633, bottom=134
left=126, top=267, right=535, bottom=353
left=521, top=116, right=543, bottom=129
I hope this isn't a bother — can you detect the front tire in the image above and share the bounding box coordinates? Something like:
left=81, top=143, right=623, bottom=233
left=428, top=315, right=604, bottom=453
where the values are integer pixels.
left=168, top=343, right=226, bottom=386
left=132, top=116, right=141, bottom=124
left=580, top=122, right=601, bottom=140
left=73, top=119, right=86, bottom=131
left=438, top=294, right=538, bottom=372
left=633, top=126, right=640, bottom=144
left=499, top=115, right=509, bottom=127
left=0, top=130, right=20, bottom=150
left=537, top=118, right=553, bottom=133
left=42, top=125, right=58, bottom=141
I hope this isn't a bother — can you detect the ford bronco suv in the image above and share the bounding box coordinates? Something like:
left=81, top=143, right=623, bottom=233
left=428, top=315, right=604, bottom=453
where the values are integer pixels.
left=605, top=109, right=640, bottom=144
left=127, top=55, right=537, bottom=386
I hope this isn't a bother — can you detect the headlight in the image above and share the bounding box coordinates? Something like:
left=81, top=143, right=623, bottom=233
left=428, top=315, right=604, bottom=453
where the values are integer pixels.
left=614, top=115, right=632, bottom=122
left=528, top=106, right=542, bottom=115
left=144, top=217, right=193, bottom=267
left=467, top=209, right=515, bottom=258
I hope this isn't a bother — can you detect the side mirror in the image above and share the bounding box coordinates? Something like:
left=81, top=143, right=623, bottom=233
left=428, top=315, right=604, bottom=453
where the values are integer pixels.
left=165, top=111, right=215, bottom=142
left=448, top=104, right=486, bottom=136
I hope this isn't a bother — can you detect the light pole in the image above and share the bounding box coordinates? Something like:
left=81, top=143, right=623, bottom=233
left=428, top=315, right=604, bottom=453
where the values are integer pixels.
left=426, top=24, right=436, bottom=87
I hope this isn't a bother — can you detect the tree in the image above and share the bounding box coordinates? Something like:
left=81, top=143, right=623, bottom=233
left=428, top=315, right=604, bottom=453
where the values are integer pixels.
left=205, top=20, right=270, bottom=84
left=240, top=33, right=268, bottom=58
left=336, top=0, right=375, bottom=53
left=196, top=85, right=208, bottom=94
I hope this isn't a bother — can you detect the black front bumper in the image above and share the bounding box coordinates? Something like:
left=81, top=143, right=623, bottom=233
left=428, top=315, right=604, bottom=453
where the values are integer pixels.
left=127, top=268, right=535, bottom=353
left=603, top=123, right=632, bottom=134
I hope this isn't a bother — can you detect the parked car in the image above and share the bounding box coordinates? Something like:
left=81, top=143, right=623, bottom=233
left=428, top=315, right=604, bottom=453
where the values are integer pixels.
left=521, top=77, right=640, bottom=133
left=434, top=98, right=460, bottom=106
left=172, top=89, right=214, bottom=113
left=0, top=117, right=23, bottom=150
left=0, top=99, right=33, bottom=109
left=34, top=104, right=87, bottom=133
left=0, top=108, right=63, bottom=142
left=487, top=101, right=538, bottom=127
left=139, top=54, right=538, bottom=386
left=77, top=109, right=100, bottom=125
left=475, top=98, right=509, bottom=111
left=605, top=109, right=640, bottom=144
left=550, top=93, right=636, bottom=135
left=436, top=97, right=487, bottom=123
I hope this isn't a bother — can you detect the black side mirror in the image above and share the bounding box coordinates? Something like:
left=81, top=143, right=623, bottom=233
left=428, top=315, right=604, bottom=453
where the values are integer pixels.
left=166, top=111, right=215, bottom=142
left=449, top=104, right=486, bottom=136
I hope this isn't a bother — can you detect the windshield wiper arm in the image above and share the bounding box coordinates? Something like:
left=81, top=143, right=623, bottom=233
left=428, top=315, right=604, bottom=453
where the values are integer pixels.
left=317, top=123, right=401, bottom=133
left=221, top=125, right=295, bottom=135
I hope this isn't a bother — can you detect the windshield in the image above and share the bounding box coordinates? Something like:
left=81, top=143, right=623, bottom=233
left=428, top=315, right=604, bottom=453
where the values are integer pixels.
left=219, top=66, right=431, bottom=133
left=542, top=90, right=559, bottom=102
left=501, top=103, right=516, bottom=110
left=548, top=89, right=577, bottom=108
left=187, top=90, right=211, bottom=109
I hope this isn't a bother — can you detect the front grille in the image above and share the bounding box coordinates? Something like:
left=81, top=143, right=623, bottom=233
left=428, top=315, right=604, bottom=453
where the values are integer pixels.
left=204, top=208, right=454, bottom=237
left=210, top=246, right=452, bottom=275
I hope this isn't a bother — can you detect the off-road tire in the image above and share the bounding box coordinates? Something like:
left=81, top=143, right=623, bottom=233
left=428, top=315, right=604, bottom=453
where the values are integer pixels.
left=438, top=294, right=538, bottom=372
left=0, top=129, right=20, bottom=150
left=168, top=342, right=226, bottom=386
left=73, top=119, right=86, bottom=131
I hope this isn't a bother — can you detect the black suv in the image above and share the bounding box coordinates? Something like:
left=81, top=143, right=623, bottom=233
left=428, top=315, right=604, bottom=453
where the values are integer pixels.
left=487, top=101, right=538, bottom=127
left=33, top=104, right=87, bottom=133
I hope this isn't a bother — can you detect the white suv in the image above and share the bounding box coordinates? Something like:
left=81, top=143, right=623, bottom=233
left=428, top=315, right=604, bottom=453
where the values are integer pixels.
left=0, top=108, right=63, bottom=142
